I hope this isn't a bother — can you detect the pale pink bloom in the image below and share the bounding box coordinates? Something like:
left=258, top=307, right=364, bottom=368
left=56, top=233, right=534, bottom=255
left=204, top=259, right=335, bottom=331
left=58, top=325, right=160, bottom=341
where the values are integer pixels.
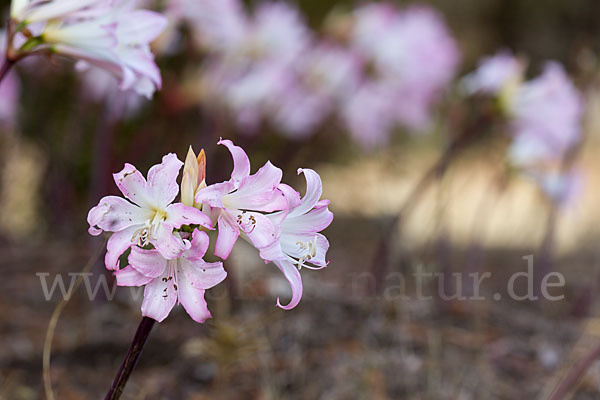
left=12, top=1, right=167, bottom=98
left=221, top=61, right=292, bottom=133
left=11, top=0, right=111, bottom=23
left=259, top=169, right=333, bottom=309
left=115, top=230, right=226, bottom=323
left=194, top=139, right=287, bottom=259
left=179, top=1, right=311, bottom=134
left=88, top=153, right=213, bottom=270
left=270, top=44, right=362, bottom=138
left=247, top=2, right=310, bottom=67
left=341, top=81, right=396, bottom=149
left=352, top=4, right=460, bottom=130
left=270, top=87, right=329, bottom=138
left=47, top=4, right=166, bottom=97
left=0, top=32, right=19, bottom=128
left=78, top=66, right=145, bottom=121
left=174, top=0, right=308, bottom=66
left=508, top=62, right=583, bottom=165
left=298, top=44, right=362, bottom=103
left=462, top=51, right=524, bottom=95
left=167, top=0, right=248, bottom=52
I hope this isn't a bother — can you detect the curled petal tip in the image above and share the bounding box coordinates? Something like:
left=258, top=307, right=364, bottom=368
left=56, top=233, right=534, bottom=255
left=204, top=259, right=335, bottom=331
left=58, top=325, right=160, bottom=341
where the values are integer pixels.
left=88, top=226, right=102, bottom=236
left=276, top=297, right=297, bottom=310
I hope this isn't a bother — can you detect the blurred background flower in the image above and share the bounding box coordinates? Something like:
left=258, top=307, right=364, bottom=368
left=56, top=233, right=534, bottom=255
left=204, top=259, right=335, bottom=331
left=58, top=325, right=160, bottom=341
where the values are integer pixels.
left=3, top=0, right=600, bottom=398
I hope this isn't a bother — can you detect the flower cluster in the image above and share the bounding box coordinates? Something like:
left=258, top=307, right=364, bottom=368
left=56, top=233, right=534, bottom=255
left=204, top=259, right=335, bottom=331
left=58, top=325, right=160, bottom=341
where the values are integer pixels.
left=463, top=52, right=584, bottom=205
left=88, top=140, right=333, bottom=322
left=6, top=0, right=166, bottom=98
left=167, top=0, right=459, bottom=148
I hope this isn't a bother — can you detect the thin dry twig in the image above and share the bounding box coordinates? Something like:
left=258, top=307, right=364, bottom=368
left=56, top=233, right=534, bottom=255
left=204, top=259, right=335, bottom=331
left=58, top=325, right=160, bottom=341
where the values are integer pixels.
left=547, top=341, right=600, bottom=400
left=42, top=239, right=106, bottom=400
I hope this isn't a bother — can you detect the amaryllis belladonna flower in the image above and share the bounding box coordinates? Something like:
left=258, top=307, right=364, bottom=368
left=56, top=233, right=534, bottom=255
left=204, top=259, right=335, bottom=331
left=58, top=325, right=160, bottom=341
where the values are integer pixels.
left=351, top=4, right=460, bottom=132
left=87, top=141, right=333, bottom=321
left=88, top=153, right=212, bottom=270
left=7, top=0, right=167, bottom=98
left=462, top=51, right=525, bottom=97
left=260, top=169, right=333, bottom=309
left=194, top=139, right=287, bottom=259
left=115, top=230, right=226, bottom=323
left=508, top=62, right=583, bottom=166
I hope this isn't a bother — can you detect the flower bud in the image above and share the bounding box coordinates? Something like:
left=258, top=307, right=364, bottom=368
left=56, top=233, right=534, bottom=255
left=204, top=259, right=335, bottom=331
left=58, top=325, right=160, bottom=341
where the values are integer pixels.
left=181, top=146, right=206, bottom=207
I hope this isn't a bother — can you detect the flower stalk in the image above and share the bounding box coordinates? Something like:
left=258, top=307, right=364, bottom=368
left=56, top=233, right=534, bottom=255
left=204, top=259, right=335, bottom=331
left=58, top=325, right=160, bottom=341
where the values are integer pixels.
left=105, top=317, right=156, bottom=400
left=0, top=58, right=14, bottom=85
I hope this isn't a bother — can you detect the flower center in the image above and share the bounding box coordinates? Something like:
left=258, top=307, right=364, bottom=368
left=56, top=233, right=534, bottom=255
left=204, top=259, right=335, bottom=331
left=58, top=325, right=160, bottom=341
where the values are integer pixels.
left=236, top=211, right=257, bottom=234
left=296, top=235, right=318, bottom=269
left=131, top=209, right=168, bottom=247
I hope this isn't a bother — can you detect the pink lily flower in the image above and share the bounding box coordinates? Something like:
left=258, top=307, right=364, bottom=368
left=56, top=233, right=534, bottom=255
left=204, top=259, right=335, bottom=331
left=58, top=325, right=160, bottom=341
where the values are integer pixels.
left=351, top=4, right=459, bottom=132
left=194, top=139, right=287, bottom=260
left=78, top=67, right=145, bottom=121
left=342, top=81, right=396, bottom=149
left=115, top=230, right=227, bottom=323
left=259, top=169, right=333, bottom=309
left=88, top=153, right=213, bottom=270
left=168, top=0, right=249, bottom=53
left=10, top=0, right=167, bottom=98
left=462, top=51, right=525, bottom=96
left=508, top=62, right=583, bottom=166
left=0, top=31, right=19, bottom=128
left=10, top=0, right=111, bottom=24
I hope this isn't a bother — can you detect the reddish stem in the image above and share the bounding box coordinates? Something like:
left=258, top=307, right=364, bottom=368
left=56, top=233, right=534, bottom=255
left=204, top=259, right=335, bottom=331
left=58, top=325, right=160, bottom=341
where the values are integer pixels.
left=105, top=317, right=156, bottom=400
left=0, top=58, right=14, bottom=86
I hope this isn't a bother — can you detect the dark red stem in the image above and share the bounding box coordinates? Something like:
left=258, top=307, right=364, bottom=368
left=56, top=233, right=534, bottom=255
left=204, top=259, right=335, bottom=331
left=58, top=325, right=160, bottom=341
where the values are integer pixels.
left=0, top=58, right=14, bottom=86
left=105, top=317, right=156, bottom=400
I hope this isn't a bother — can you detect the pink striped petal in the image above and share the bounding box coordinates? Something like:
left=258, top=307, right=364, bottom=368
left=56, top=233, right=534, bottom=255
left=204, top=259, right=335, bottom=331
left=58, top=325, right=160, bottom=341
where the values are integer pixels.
left=141, top=266, right=177, bottom=322
left=183, top=230, right=210, bottom=261
left=165, top=203, right=213, bottom=229
left=218, top=138, right=250, bottom=186
left=87, top=195, right=151, bottom=233
left=113, top=163, right=151, bottom=208
left=147, top=153, right=183, bottom=207
left=286, top=205, right=333, bottom=233
left=105, top=226, right=138, bottom=270
left=214, top=213, right=240, bottom=259
left=182, top=258, right=227, bottom=290
left=243, top=211, right=279, bottom=249
left=151, top=223, right=188, bottom=260
left=195, top=181, right=235, bottom=208
left=114, top=265, right=154, bottom=286
left=176, top=269, right=212, bottom=323
left=288, top=168, right=323, bottom=217
left=274, top=260, right=303, bottom=310
left=224, top=161, right=283, bottom=211
left=128, top=247, right=167, bottom=278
